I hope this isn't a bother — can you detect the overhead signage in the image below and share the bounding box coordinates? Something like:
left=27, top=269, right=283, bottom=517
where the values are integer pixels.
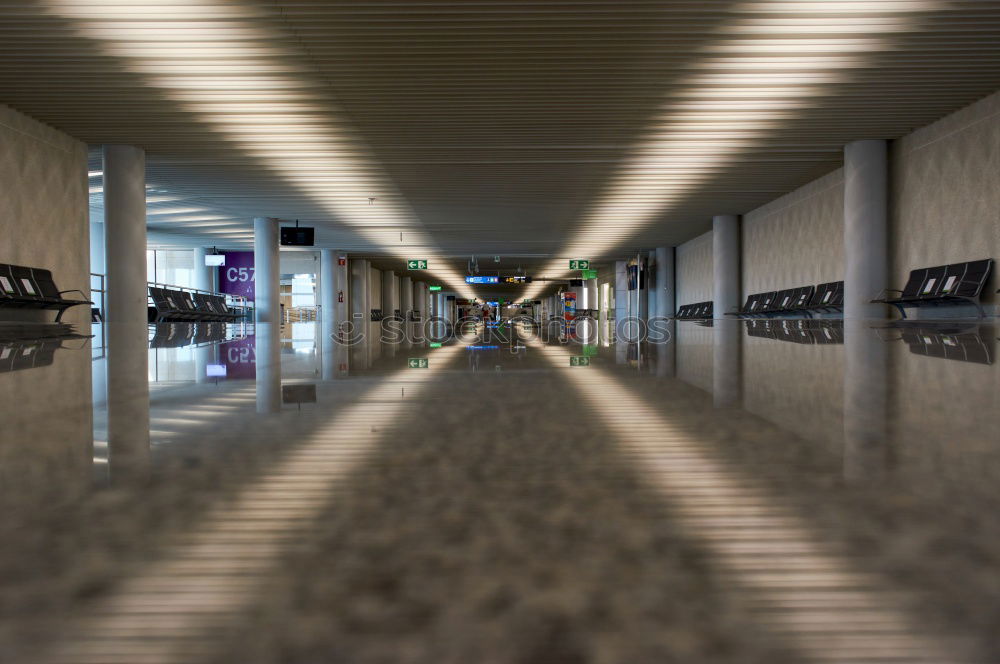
left=502, top=276, right=532, bottom=284
left=407, top=259, right=428, bottom=270
left=465, top=276, right=499, bottom=284
left=428, top=285, right=442, bottom=291
left=570, top=356, right=591, bottom=366
left=429, top=342, right=443, bottom=348
left=580, top=268, right=598, bottom=279
left=569, top=259, right=590, bottom=270
left=408, top=358, right=429, bottom=369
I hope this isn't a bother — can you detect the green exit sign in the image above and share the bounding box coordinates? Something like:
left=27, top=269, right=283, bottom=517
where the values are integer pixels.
left=569, top=356, right=591, bottom=367
left=408, top=358, right=429, bottom=369
left=581, top=268, right=598, bottom=279
left=429, top=342, right=442, bottom=348
left=569, top=259, right=590, bottom=270
left=428, top=285, right=442, bottom=292
left=407, top=259, right=428, bottom=270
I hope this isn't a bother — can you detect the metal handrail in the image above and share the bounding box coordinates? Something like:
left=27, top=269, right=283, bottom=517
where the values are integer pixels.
left=146, top=280, right=250, bottom=315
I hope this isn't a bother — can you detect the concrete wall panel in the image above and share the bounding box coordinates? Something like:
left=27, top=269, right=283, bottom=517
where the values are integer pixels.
left=676, top=231, right=713, bottom=305
left=0, top=104, right=89, bottom=324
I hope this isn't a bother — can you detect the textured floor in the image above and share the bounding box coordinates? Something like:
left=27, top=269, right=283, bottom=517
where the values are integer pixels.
left=1, top=321, right=998, bottom=663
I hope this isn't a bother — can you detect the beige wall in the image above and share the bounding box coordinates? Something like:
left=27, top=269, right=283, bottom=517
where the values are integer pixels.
left=891, top=89, right=1000, bottom=309
left=0, top=104, right=89, bottom=324
left=676, top=230, right=713, bottom=305
left=742, top=169, right=844, bottom=297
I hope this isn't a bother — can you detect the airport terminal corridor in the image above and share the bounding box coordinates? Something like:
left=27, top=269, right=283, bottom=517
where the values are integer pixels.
left=3, top=0, right=1000, bottom=662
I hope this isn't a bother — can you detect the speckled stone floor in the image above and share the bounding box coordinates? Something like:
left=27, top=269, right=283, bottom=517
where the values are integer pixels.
left=1, top=320, right=998, bottom=663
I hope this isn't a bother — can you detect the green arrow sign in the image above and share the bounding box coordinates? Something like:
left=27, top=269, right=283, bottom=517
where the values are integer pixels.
left=408, top=358, right=429, bottom=369
left=569, top=356, right=591, bottom=367
left=569, top=259, right=590, bottom=270
left=581, top=268, right=598, bottom=279
left=407, top=259, right=428, bottom=270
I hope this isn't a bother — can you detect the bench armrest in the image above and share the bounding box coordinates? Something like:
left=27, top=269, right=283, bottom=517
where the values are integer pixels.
left=872, top=288, right=902, bottom=301
left=59, top=289, right=89, bottom=299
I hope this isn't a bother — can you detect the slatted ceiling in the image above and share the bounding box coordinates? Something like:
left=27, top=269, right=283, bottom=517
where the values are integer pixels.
left=4, top=3, right=1000, bottom=284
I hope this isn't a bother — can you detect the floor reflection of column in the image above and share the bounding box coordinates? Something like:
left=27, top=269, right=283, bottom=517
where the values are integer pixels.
left=656, top=320, right=676, bottom=378
left=107, top=322, right=151, bottom=479
left=321, top=319, right=350, bottom=380
left=843, top=322, right=888, bottom=481
left=713, top=318, right=742, bottom=408
left=255, top=323, right=281, bottom=414
left=194, top=339, right=214, bottom=384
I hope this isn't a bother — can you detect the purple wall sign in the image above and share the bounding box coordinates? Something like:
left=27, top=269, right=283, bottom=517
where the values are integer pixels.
left=218, top=251, right=255, bottom=301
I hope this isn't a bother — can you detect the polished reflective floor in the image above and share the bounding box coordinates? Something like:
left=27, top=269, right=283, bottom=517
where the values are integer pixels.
left=2, top=319, right=999, bottom=663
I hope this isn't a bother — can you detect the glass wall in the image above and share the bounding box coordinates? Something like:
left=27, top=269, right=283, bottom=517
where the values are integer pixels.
left=147, top=249, right=195, bottom=288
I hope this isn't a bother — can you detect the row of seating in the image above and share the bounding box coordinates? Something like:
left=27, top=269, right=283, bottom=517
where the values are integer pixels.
left=0, top=264, right=92, bottom=322
left=746, top=319, right=844, bottom=345
left=729, top=281, right=844, bottom=318
left=676, top=302, right=713, bottom=319
left=149, top=322, right=233, bottom=348
left=872, top=259, right=992, bottom=319
left=901, top=327, right=994, bottom=365
left=148, top=287, right=244, bottom=323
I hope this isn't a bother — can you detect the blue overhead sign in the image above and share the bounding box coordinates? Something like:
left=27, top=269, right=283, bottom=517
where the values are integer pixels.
left=465, top=276, right=499, bottom=284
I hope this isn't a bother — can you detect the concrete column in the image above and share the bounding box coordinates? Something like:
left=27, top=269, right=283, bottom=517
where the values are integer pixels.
left=350, top=258, right=370, bottom=326
left=253, top=217, right=280, bottom=324
left=382, top=271, right=399, bottom=317
left=412, top=281, right=424, bottom=318
left=411, top=281, right=425, bottom=341
left=844, top=139, right=889, bottom=320
left=103, top=145, right=147, bottom=325
left=634, top=256, right=648, bottom=323
left=192, top=247, right=215, bottom=293
left=585, top=277, right=598, bottom=313
left=102, top=145, right=150, bottom=479
left=655, top=246, right=675, bottom=318
left=320, top=249, right=349, bottom=331
left=713, top=214, right=740, bottom=319
left=647, top=250, right=658, bottom=319
left=400, top=276, right=413, bottom=318
left=614, top=260, right=629, bottom=334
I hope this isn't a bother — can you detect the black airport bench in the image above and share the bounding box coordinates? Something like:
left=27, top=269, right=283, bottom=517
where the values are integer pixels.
left=896, top=323, right=994, bottom=365
left=0, top=339, right=62, bottom=373
left=0, top=264, right=92, bottom=322
left=148, top=286, right=242, bottom=323
left=872, top=259, right=993, bottom=319
left=728, top=281, right=844, bottom=318
left=150, top=287, right=243, bottom=323
left=675, top=301, right=713, bottom=319
left=745, top=318, right=844, bottom=344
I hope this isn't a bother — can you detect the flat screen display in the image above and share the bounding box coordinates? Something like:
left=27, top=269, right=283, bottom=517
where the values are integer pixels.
left=205, top=254, right=226, bottom=266
left=206, top=364, right=227, bottom=377
left=465, top=276, right=499, bottom=284
left=280, top=227, right=315, bottom=246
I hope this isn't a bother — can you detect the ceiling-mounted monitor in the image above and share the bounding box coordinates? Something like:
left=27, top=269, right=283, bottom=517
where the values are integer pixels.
left=280, top=226, right=315, bottom=246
